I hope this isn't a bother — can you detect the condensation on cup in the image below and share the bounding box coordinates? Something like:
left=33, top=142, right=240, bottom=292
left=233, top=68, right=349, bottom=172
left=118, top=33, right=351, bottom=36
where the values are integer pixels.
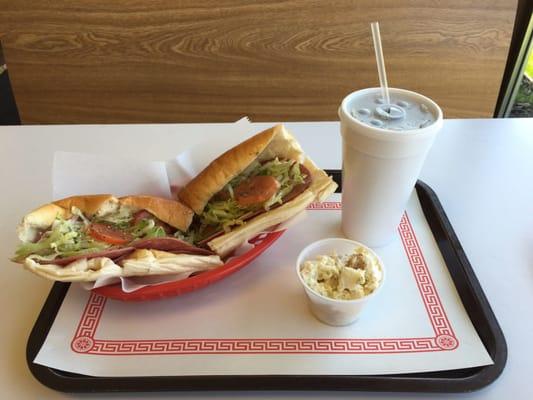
left=338, top=87, right=443, bottom=247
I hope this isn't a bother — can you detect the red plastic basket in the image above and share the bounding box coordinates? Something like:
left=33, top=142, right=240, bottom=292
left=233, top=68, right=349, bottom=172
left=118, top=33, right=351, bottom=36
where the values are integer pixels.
left=92, top=230, right=285, bottom=301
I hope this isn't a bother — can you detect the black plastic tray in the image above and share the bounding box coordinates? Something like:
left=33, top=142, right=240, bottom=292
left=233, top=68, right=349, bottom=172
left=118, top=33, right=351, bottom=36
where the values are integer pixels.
left=26, top=172, right=507, bottom=393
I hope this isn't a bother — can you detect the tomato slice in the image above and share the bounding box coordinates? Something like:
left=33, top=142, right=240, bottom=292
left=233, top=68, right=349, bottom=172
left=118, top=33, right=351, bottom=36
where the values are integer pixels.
left=234, top=175, right=280, bottom=207
left=88, top=223, right=133, bottom=245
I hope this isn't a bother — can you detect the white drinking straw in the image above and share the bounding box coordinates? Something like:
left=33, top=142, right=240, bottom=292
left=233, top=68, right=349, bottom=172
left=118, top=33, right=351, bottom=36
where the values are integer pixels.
left=370, top=22, right=390, bottom=106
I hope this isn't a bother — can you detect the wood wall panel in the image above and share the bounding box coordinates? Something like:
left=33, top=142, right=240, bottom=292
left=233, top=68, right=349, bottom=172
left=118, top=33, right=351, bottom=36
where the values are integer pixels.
left=0, top=0, right=517, bottom=124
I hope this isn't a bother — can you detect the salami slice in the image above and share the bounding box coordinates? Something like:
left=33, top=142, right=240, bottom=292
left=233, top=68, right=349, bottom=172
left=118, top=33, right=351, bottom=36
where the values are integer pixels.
left=39, top=237, right=212, bottom=266
left=130, top=237, right=214, bottom=255
left=41, top=247, right=135, bottom=266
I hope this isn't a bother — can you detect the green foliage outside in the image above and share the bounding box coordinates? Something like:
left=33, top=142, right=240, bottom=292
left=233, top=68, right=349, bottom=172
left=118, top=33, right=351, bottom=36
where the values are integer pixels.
left=515, top=52, right=533, bottom=105
left=515, top=83, right=532, bottom=104
left=525, top=51, right=533, bottom=79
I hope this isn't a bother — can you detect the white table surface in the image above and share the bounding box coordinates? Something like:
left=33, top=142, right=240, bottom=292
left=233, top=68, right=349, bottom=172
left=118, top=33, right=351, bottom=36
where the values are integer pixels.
left=1, top=119, right=532, bottom=399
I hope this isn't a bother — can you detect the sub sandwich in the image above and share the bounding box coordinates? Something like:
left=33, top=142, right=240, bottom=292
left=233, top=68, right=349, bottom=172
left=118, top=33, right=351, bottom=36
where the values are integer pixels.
left=12, top=194, right=222, bottom=282
left=179, top=124, right=338, bottom=257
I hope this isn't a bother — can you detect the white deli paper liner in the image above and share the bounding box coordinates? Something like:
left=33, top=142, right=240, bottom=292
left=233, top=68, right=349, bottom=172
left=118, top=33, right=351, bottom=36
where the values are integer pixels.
left=53, top=151, right=172, bottom=200
left=52, top=118, right=303, bottom=292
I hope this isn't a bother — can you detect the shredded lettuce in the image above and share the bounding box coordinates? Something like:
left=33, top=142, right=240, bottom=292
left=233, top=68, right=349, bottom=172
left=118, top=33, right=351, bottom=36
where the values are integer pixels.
left=92, top=207, right=170, bottom=238
left=201, top=198, right=247, bottom=232
left=130, top=218, right=166, bottom=239
left=71, top=206, right=90, bottom=226
left=199, top=158, right=307, bottom=232
left=174, top=229, right=197, bottom=244
left=228, top=160, right=261, bottom=187
left=14, top=216, right=109, bottom=262
left=94, top=205, right=133, bottom=229
left=14, top=207, right=186, bottom=261
left=259, top=159, right=305, bottom=209
left=231, top=158, right=305, bottom=200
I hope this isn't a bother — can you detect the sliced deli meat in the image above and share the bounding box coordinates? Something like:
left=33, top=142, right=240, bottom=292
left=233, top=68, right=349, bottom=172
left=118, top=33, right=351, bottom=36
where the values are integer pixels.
left=130, top=237, right=215, bottom=256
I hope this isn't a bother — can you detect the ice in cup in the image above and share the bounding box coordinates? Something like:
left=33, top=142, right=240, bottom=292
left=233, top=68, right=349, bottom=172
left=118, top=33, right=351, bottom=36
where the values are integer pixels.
left=296, top=238, right=385, bottom=326
left=338, top=87, right=443, bottom=247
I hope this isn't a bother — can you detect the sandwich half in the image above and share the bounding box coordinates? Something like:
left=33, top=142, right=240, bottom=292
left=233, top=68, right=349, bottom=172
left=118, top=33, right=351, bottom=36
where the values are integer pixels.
left=179, top=124, right=338, bottom=256
left=12, top=194, right=222, bottom=282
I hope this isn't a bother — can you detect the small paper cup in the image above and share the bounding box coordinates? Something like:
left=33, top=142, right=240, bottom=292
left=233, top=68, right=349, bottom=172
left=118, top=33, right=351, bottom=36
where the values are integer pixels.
left=296, top=238, right=385, bottom=326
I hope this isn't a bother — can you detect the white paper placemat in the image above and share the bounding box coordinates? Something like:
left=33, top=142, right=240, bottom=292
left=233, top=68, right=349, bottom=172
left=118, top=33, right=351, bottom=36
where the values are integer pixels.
left=34, top=192, right=493, bottom=376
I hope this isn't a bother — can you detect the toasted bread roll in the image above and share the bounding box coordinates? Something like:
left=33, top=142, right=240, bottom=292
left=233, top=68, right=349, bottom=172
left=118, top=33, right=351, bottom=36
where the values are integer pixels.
left=119, top=195, right=193, bottom=231
left=178, top=126, right=281, bottom=214
left=17, top=195, right=119, bottom=243
left=54, top=194, right=119, bottom=217
left=179, top=124, right=337, bottom=257
left=17, top=194, right=194, bottom=243
left=14, top=194, right=214, bottom=282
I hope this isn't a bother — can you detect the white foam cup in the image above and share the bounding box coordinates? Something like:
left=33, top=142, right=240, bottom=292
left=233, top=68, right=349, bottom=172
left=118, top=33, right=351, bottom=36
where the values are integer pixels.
left=338, top=88, right=443, bottom=247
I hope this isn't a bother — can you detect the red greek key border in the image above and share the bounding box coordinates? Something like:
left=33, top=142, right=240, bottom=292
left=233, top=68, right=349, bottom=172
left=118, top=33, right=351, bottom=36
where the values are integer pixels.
left=306, top=201, right=342, bottom=210
left=71, top=203, right=458, bottom=355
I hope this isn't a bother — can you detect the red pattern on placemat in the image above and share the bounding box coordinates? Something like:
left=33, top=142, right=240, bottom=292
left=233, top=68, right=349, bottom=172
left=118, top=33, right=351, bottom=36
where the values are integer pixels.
left=71, top=203, right=458, bottom=355
left=306, top=201, right=342, bottom=210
